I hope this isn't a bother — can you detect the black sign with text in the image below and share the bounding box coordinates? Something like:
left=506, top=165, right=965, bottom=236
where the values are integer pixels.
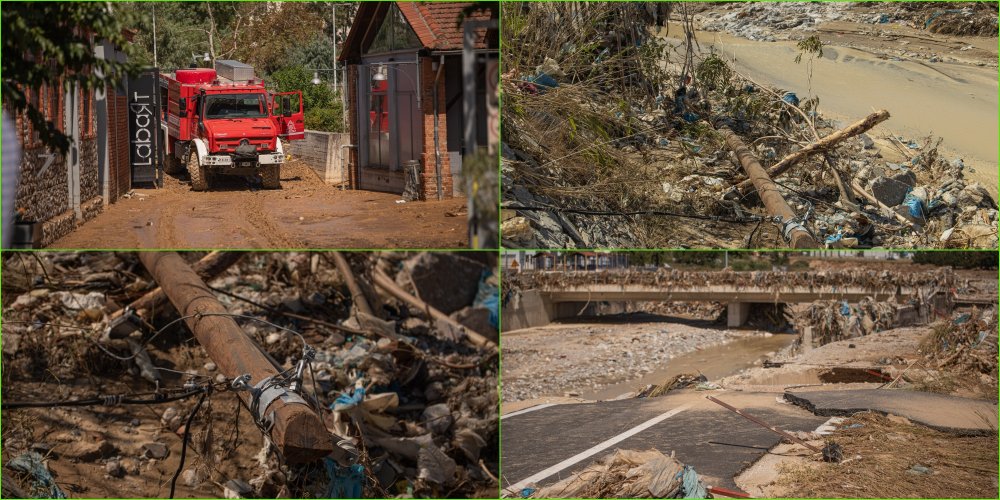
left=127, top=69, right=161, bottom=185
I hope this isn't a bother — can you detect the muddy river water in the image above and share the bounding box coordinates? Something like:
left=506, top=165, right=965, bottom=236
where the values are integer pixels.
left=663, top=27, right=999, bottom=198
left=581, top=332, right=796, bottom=400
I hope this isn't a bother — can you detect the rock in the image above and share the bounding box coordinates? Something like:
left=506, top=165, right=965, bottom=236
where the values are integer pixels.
left=141, top=442, right=169, bottom=460
left=890, top=170, right=916, bottom=189
left=182, top=468, right=204, bottom=488
left=859, top=133, right=875, bottom=149
left=422, top=404, right=454, bottom=434
left=161, top=407, right=183, bottom=431
left=868, top=175, right=912, bottom=207
left=501, top=216, right=534, bottom=243
left=224, top=479, right=253, bottom=499
left=265, top=332, right=282, bottom=345
left=403, top=253, right=487, bottom=314
left=105, top=459, right=125, bottom=478
left=62, top=439, right=117, bottom=461
left=450, top=307, right=499, bottom=344
left=203, top=362, right=217, bottom=372
left=957, top=183, right=996, bottom=209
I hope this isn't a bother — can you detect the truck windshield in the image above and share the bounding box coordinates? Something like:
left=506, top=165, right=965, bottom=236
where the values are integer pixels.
left=204, top=93, right=267, bottom=119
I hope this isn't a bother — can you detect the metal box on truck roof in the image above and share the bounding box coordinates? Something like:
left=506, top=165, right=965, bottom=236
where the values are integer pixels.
left=215, top=60, right=255, bottom=83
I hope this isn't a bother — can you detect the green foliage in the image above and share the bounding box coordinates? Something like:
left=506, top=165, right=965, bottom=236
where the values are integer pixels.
left=912, top=252, right=998, bottom=269
left=286, top=35, right=337, bottom=71
left=794, top=35, right=824, bottom=64
left=304, top=105, right=344, bottom=134
left=1, top=1, right=142, bottom=152
left=268, top=65, right=332, bottom=109
left=268, top=65, right=343, bottom=133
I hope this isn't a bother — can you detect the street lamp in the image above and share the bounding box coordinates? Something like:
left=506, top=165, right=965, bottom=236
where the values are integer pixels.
left=311, top=71, right=322, bottom=86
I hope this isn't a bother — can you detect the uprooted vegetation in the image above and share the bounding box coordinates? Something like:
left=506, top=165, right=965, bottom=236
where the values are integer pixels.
left=501, top=2, right=997, bottom=249
left=1, top=252, right=499, bottom=498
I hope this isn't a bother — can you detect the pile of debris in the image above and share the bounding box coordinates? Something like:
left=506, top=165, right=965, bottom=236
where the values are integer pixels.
left=512, top=268, right=954, bottom=292
left=1, top=252, right=499, bottom=498
left=527, top=449, right=707, bottom=499
left=920, top=307, right=998, bottom=384
left=697, top=2, right=999, bottom=41
left=792, top=297, right=900, bottom=346
left=501, top=2, right=998, bottom=249
left=697, top=2, right=850, bottom=41
left=632, top=301, right=725, bottom=321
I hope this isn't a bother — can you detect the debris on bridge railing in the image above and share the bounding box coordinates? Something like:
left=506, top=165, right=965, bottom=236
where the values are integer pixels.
left=512, top=268, right=954, bottom=292
left=793, top=297, right=900, bottom=347
left=530, top=449, right=709, bottom=498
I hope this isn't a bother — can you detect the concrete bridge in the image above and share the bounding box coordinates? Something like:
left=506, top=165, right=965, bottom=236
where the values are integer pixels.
left=503, top=270, right=952, bottom=331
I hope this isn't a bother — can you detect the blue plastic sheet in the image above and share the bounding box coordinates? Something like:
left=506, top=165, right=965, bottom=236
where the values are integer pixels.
left=840, top=301, right=851, bottom=316
left=902, top=192, right=926, bottom=219
left=473, top=271, right=499, bottom=328
left=333, top=386, right=366, bottom=411
left=681, top=466, right=708, bottom=498
left=7, top=452, right=66, bottom=499
left=324, top=458, right=365, bottom=498
left=781, top=92, right=800, bottom=107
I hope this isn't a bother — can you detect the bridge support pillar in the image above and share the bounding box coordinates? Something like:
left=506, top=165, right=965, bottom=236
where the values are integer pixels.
left=727, top=302, right=750, bottom=328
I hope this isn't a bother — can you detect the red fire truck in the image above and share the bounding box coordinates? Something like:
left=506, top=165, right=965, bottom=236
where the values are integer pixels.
left=159, top=61, right=304, bottom=190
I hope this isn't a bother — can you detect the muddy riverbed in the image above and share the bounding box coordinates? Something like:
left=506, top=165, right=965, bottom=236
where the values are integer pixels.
left=662, top=17, right=999, bottom=198
left=501, top=314, right=795, bottom=403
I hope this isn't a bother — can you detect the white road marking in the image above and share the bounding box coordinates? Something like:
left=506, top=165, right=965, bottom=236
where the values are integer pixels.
left=503, top=403, right=694, bottom=496
left=501, top=403, right=557, bottom=420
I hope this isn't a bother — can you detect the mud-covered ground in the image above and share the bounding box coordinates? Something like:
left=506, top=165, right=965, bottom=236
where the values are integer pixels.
left=50, top=161, right=470, bottom=249
left=1, top=252, right=499, bottom=498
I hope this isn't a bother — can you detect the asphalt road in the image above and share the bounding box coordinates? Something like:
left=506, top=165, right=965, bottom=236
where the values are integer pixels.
left=501, top=391, right=827, bottom=495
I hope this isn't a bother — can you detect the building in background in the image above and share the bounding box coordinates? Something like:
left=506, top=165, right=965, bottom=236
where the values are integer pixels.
left=6, top=35, right=135, bottom=248
left=339, top=1, right=498, bottom=199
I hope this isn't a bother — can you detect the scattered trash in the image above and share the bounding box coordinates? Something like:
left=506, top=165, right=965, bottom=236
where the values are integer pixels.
left=822, top=442, right=844, bottom=463
left=7, top=452, right=67, bottom=499
left=532, top=449, right=708, bottom=498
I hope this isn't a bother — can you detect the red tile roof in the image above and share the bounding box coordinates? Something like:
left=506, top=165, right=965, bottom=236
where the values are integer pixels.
left=340, top=2, right=496, bottom=62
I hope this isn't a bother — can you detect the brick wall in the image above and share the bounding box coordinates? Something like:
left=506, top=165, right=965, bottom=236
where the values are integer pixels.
left=418, top=56, right=452, bottom=200
left=286, top=131, right=352, bottom=185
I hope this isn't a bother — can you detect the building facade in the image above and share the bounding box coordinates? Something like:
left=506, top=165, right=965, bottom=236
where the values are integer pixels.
left=339, top=1, right=498, bottom=199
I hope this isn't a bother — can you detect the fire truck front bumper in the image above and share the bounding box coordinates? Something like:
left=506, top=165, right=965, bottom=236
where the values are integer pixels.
left=257, top=153, right=285, bottom=164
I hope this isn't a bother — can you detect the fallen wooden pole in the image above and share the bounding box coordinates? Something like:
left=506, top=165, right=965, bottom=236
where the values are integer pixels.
left=329, top=252, right=374, bottom=317
left=114, top=252, right=243, bottom=321
left=706, top=396, right=822, bottom=453
left=138, top=252, right=334, bottom=463
left=714, top=122, right=818, bottom=248
left=733, top=110, right=890, bottom=196
left=371, top=268, right=496, bottom=349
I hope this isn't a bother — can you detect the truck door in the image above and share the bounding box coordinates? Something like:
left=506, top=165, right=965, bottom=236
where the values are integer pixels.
left=272, top=91, right=305, bottom=141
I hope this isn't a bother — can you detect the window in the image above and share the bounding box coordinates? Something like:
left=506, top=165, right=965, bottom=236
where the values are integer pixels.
left=366, top=4, right=421, bottom=54
left=203, top=93, right=267, bottom=119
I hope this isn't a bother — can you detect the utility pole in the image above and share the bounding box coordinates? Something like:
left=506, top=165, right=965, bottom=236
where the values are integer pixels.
left=332, top=3, right=338, bottom=89
left=152, top=3, right=157, bottom=68
left=138, top=252, right=336, bottom=463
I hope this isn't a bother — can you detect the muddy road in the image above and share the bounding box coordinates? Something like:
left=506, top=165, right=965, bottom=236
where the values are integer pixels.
left=664, top=17, right=999, bottom=198
left=51, top=161, right=469, bottom=249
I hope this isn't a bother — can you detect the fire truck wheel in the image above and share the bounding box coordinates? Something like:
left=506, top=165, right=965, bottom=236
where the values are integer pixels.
left=163, top=153, right=183, bottom=174
left=187, top=151, right=209, bottom=191
left=261, top=164, right=281, bottom=189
